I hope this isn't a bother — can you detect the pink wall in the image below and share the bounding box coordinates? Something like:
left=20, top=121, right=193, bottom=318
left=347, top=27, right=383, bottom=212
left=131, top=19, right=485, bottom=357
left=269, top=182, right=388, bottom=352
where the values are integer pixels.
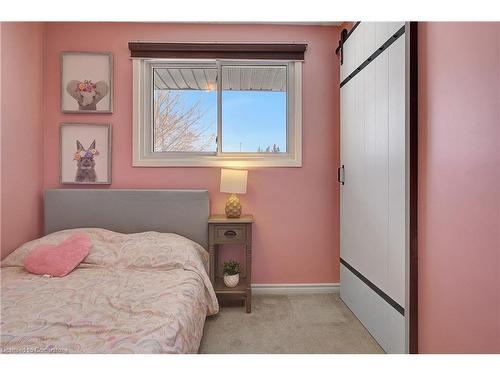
left=1, top=23, right=45, bottom=259
left=418, top=22, right=500, bottom=353
left=42, top=23, right=342, bottom=283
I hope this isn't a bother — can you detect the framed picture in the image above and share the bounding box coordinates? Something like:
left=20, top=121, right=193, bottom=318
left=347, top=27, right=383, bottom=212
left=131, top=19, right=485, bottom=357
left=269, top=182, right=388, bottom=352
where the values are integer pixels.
left=60, top=123, right=112, bottom=184
left=61, top=52, right=113, bottom=113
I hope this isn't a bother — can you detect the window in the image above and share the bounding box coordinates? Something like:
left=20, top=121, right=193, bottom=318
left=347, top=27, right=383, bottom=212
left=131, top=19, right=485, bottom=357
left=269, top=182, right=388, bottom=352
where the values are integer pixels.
left=221, top=65, right=287, bottom=154
left=132, top=45, right=303, bottom=167
left=152, top=66, right=218, bottom=153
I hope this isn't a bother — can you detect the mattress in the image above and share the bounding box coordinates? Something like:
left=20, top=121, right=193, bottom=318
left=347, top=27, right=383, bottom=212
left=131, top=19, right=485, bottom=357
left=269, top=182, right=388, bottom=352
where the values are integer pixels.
left=0, top=228, right=219, bottom=354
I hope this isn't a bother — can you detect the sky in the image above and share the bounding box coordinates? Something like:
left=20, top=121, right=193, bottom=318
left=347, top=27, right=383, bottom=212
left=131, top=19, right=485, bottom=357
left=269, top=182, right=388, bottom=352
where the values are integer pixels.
left=222, top=91, right=286, bottom=153
left=154, top=88, right=287, bottom=153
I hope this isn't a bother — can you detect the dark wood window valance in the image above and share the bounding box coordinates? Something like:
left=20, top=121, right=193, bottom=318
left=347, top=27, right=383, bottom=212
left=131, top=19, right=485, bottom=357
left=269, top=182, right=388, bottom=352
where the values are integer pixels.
left=128, top=42, right=307, bottom=60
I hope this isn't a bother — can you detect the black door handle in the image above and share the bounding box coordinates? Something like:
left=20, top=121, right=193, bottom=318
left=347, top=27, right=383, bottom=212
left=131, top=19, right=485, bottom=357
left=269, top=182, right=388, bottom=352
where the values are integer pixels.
left=337, top=165, right=345, bottom=185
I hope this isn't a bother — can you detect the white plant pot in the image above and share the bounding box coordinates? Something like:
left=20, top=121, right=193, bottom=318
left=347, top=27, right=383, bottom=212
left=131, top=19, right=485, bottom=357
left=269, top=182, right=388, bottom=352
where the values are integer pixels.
left=223, top=273, right=240, bottom=288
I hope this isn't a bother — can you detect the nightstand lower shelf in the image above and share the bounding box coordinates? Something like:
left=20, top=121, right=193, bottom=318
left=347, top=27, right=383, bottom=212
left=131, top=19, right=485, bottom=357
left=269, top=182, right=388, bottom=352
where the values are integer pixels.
left=214, top=277, right=251, bottom=312
left=214, top=277, right=249, bottom=294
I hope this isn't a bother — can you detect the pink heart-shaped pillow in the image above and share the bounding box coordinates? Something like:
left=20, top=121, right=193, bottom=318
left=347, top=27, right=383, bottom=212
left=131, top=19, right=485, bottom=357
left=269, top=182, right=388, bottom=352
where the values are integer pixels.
left=24, top=233, right=92, bottom=277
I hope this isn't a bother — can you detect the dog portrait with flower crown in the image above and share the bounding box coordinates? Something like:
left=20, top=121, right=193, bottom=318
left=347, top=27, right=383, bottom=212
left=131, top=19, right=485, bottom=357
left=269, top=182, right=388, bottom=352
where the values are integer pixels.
left=61, top=52, right=113, bottom=113
left=60, top=123, right=112, bottom=184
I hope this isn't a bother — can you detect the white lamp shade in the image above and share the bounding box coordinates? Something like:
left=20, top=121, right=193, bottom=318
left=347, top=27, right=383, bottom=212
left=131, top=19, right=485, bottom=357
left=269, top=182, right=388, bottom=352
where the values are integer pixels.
left=220, top=169, right=248, bottom=194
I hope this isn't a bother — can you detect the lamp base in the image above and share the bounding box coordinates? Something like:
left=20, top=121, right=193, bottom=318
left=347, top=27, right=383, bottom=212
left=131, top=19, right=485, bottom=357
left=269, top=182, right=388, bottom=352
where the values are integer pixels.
left=225, top=194, right=242, bottom=218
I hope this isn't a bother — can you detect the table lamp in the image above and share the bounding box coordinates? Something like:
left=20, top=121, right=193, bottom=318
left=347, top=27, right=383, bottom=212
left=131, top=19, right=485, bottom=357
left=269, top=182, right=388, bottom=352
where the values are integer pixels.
left=220, top=168, right=248, bottom=218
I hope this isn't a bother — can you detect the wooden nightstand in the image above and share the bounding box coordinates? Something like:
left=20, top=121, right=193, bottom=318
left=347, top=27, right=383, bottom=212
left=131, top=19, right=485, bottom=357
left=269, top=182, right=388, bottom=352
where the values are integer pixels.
left=208, top=214, right=254, bottom=313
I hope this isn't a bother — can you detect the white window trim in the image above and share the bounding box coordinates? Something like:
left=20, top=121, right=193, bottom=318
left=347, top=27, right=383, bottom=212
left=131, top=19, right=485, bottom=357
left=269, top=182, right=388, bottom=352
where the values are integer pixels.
left=132, top=58, right=302, bottom=167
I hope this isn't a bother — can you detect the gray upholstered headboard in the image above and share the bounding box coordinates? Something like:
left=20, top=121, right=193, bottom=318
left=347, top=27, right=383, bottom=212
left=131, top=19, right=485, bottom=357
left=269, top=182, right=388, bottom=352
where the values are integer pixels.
left=44, top=189, right=210, bottom=249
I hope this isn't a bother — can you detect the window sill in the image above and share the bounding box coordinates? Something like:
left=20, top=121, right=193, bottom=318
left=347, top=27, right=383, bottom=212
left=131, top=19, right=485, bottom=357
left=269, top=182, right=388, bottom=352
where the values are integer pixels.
left=132, top=154, right=302, bottom=168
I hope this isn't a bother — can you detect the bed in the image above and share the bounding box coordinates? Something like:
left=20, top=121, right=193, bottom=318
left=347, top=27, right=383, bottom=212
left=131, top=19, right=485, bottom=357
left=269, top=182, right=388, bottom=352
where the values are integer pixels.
left=0, top=189, right=218, bottom=354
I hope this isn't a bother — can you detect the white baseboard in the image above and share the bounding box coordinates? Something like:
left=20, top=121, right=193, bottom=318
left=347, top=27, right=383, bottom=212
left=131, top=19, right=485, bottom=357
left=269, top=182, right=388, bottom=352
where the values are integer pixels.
left=251, top=283, right=340, bottom=295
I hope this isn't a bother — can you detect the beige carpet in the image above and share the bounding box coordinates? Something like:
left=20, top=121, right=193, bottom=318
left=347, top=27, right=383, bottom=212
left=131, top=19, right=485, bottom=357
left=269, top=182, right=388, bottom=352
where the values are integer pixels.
left=199, top=293, right=384, bottom=354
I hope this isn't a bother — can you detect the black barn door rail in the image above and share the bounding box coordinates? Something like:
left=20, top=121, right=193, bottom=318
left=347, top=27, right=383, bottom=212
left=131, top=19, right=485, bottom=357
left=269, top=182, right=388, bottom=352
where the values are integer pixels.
left=340, top=25, right=406, bottom=88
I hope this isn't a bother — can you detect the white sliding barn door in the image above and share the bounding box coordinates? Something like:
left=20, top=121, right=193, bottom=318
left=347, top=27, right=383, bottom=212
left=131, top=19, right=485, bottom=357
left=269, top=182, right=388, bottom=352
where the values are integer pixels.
left=339, top=22, right=410, bottom=353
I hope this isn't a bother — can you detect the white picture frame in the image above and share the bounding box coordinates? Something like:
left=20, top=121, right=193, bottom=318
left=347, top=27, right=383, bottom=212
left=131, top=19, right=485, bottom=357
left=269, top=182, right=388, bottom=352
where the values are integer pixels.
left=61, top=51, right=113, bottom=113
left=60, top=123, right=112, bottom=185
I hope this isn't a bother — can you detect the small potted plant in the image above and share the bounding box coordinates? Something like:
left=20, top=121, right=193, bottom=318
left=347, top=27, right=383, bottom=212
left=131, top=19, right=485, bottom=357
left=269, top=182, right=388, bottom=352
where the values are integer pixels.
left=223, top=260, right=241, bottom=288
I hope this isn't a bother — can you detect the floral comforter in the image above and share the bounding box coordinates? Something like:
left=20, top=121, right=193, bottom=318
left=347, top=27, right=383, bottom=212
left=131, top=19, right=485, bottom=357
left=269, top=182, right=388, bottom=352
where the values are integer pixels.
left=0, top=228, right=218, bottom=354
